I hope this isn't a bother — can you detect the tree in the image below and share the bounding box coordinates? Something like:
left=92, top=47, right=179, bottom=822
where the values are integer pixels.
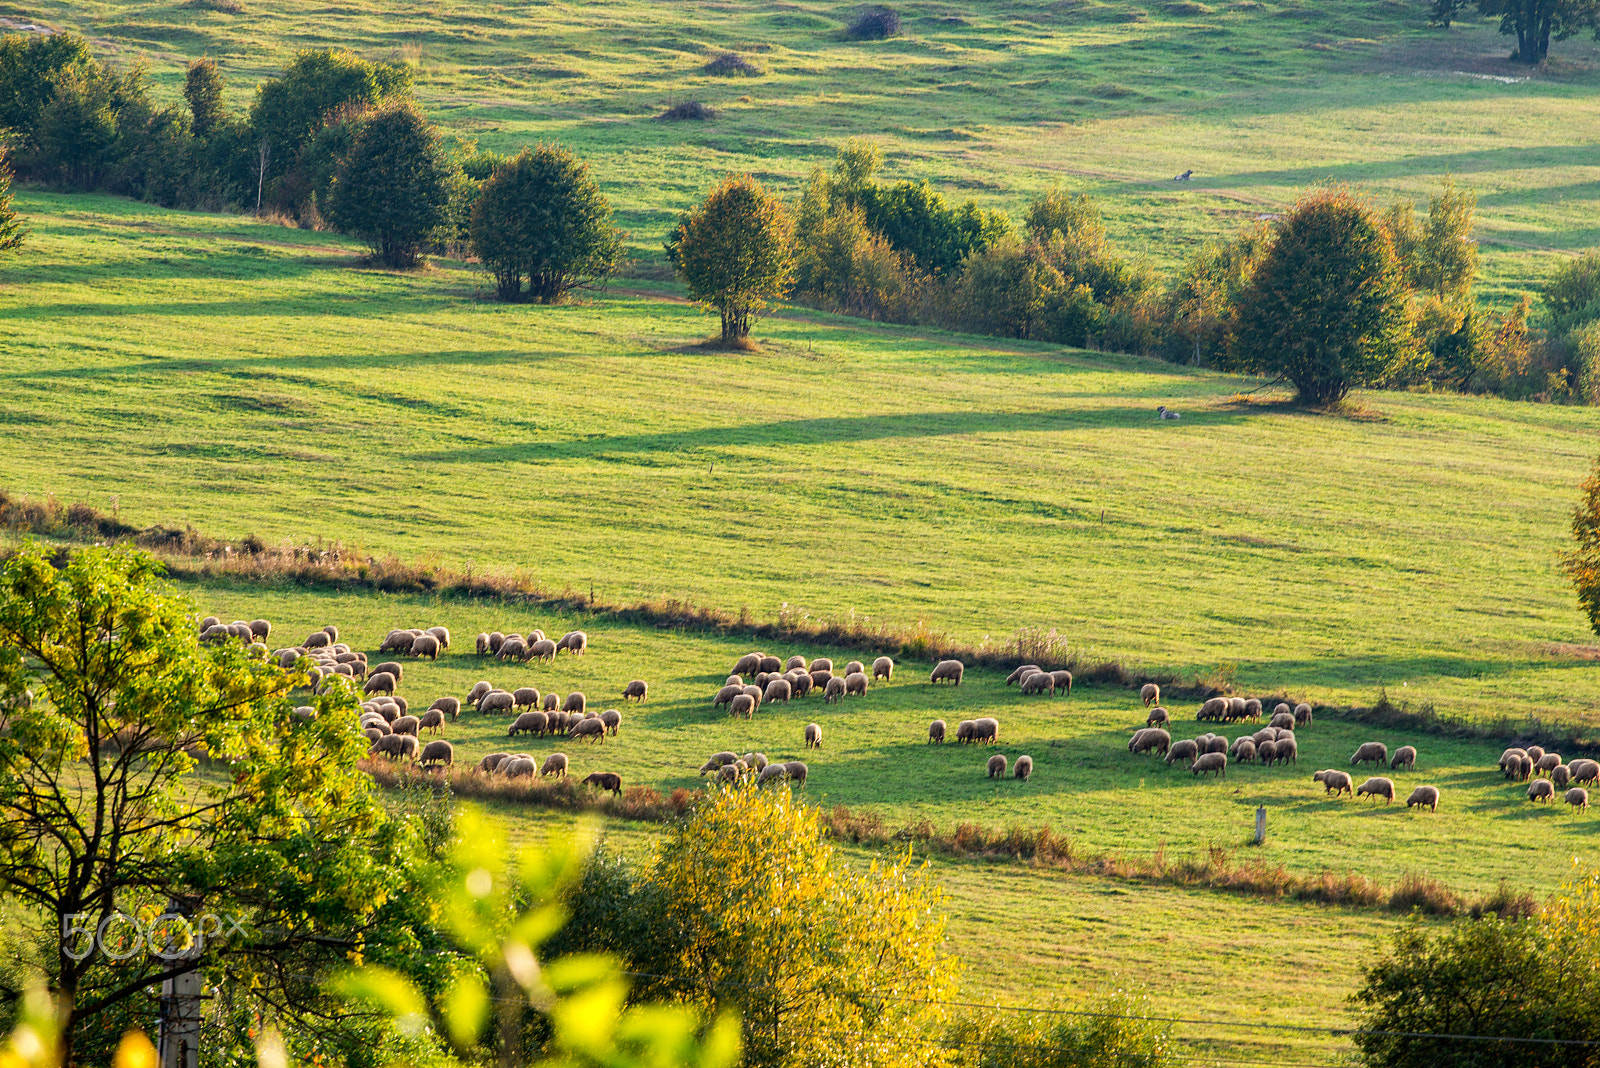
left=1561, top=455, right=1600, bottom=635
left=0, top=543, right=423, bottom=1066
left=637, top=785, right=960, bottom=1068
left=673, top=174, right=795, bottom=344
left=469, top=144, right=624, bottom=303
left=1230, top=189, right=1413, bottom=405
left=0, top=149, right=24, bottom=254
left=182, top=58, right=225, bottom=140
left=247, top=49, right=410, bottom=186
left=0, top=32, right=94, bottom=148
left=1430, top=0, right=1600, bottom=62
left=325, top=100, right=453, bottom=269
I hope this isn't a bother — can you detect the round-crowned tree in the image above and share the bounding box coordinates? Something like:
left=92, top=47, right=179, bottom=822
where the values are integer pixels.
left=1231, top=189, right=1413, bottom=405
left=325, top=100, right=451, bottom=269
left=468, top=144, right=623, bottom=303
left=673, top=173, right=795, bottom=344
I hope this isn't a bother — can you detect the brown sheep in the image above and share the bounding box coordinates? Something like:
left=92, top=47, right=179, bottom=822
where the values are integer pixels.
left=419, top=740, right=453, bottom=768
left=480, top=691, right=516, bottom=716
left=513, top=687, right=541, bottom=710
left=757, top=763, right=789, bottom=785
left=488, top=632, right=506, bottom=654
left=1192, top=752, right=1227, bottom=778
left=540, top=753, right=569, bottom=778
left=844, top=672, right=868, bottom=697
left=930, top=660, right=964, bottom=685
left=1005, top=664, right=1041, bottom=686
left=805, top=722, right=823, bottom=749
left=971, top=717, right=1000, bottom=744
left=1405, top=785, right=1440, bottom=812
left=418, top=709, right=446, bottom=735
left=1019, top=672, right=1053, bottom=696
left=730, top=693, right=756, bottom=718
left=1529, top=779, right=1556, bottom=803
left=1204, top=735, right=1229, bottom=755
left=1243, top=698, right=1262, bottom=720
left=391, top=715, right=421, bottom=737
left=1232, top=738, right=1257, bottom=764
left=1269, top=712, right=1296, bottom=731
left=955, top=720, right=975, bottom=743
left=1567, top=787, right=1589, bottom=812
left=427, top=626, right=451, bottom=649
left=249, top=619, right=271, bottom=640
left=362, top=726, right=384, bottom=744
left=1517, top=755, right=1534, bottom=781
left=764, top=678, right=793, bottom=704
left=1390, top=746, right=1418, bottom=772
left=562, top=692, right=587, bottom=715
left=368, top=734, right=407, bottom=760
left=569, top=718, right=606, bottom=743
left=987, top=754, right=1008, bottom=778
left=1141, top=683, right=1160, bottom=707
left=371, top=661, right=405, bottom=684
left=542, top=692, right=561, bottom=712
left=1198, top=697, right=1228, bottom=721
left=810, top=657, right=834, bottom=673
left=1538, top=753, right=1563, bottom=776
left=1553, top=764, right=1573, bottom=788
left=1273, top=702, right=1292, bottom=719
left=1357, top=777, right=1396, bottom=804
left=529, top=639, right=557, bottom=661
left=1294, top=702, right=1313, bottom=726
left=929, top=719, right=946, bottom=744
left=758, top=655, right=782, bottom=673
left=479, top=752, right=510, bottom=773
left=873, top=656, right=894, bottom=681
left=1166, top=739, right=1200, bottom=767
left=1049, top=670, right=1073, bottom=694
left=467, top=681, right=493, bottom=707
left=786, top=655, right=808, bottom=671
left=824, top=677, right=847, bottom=703
left=1314, top=770, right=1355, bottom=797
left=1129, top=728, right=1171, bottom=756
left=1014, top=754, right=1033, bottom=781
left=556, top=631, right=589, bottom=656
left=789, top=672, right=814, bottom=698
left=509, top=711, right=548, bottom=737
left=1527, top=745, right=1547, bottom=764
left=600, top=708, right=621, bottom=735
left=363, top=672, right=397, bottom=696
left=476, top=633, right=491, bottom=655
left=497, top=638, right=528, bottom=661
left=717, top=763, right=742, bottom=784
left=734, top=653, right=762, bottom=675
left=1350, top=742, right=1389, bottom=768
left=1257, top=740, right=1279, bottom=766
left=623, top=680, right=648, bottom=703
left=714, top=683, right=742, bottom=708
left=582, top=771, right=622, bottom=795
left=1146, top=706, right=1170, bottom=729
left=1274, top=736, right=1298, bottom=765
left=305, top=631, right=332, bottom=650
left=742, top=684, right=763, bottom=708
left=845, top=660, right=865, bottom=677
left=1570, top=759, right=1600, bottom=785
left=809, top=668, right=833, bottom=691
left=503, top=756, right=537, bottom=778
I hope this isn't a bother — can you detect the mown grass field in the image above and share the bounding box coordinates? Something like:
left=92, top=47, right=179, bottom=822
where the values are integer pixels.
left=6, top=193, right=1600, bottom=726
left=13, top=0, right=1600, bottom=298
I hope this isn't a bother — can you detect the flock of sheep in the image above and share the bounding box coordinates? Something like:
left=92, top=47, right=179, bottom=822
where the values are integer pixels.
left=1498, top=745, right=1594, bottom=811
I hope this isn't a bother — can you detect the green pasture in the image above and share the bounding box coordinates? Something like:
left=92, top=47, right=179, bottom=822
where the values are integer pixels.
left=16, top=0, right=1600, bottom=296
left=188, top=582, right=1596, bottom=901
left=6, top=193, right=1600, bottom=724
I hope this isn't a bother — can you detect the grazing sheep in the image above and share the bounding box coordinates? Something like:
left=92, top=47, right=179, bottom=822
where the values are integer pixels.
left=377, top=631, right=410, bottom=653
left=717, top=763, right=742, bottom=784
left=1567, top=787, right=1589, bottom=812
left=582, top=771, right=623, bottom=795
left=362, top=726, right=384, bottom=743
left=513, top=687, right=541, bottom=710
left=200, top=615, right=220, bottom=630
left=487, top=632, right=507, bottom=655
left=418, top=709, right=446, bottom=735
left=1314, top=770, right=1355, bottom=797
left=758, top=655, right=782, bottom=674
left=1356, top=777, right=1396, bottom=804
left=1192, top=752, right=1227, bottom=778
left=556, top=631, right=589, bottom=656
left=1050, top=670, right=1074, bottom=694
left=1294, top=702, right=1313, bottom=726
left=368, top=734, right=406, bottom=760
left=1146, top=706, right=1170, bottom=729
left=787, top=655, right=808, bottom=671
left=372, top=661, right=404, bottom=684
left=1570, top=759, right=1600, bottom=785
left=930, top=660, right=965, bottom=685
left=734, top=653, right=763, bottom=675
left=1269, top=712, right=1296, bottom=731
left=1273, top=702, right=1292, bottom=718
left=1228, top=697, right=1248, bottom=720
left=363, top=672, right=397, bottom=696
left=972, top=717, right=1000, bottom=744
left=503, top=757, right=537, bottom=779
left=808, top=669, right=833, bottom=692
left=1020, top=671, right=1053, bottom=695
left=1166, top=739, right=1200, bottom=767
left=805, top=723, right=823, bottom=749
left=742, top=752, right=769, bottom=772
left=754, top=672, right=772, bottom=689
left=1232, top=739, right=1257, bottom=764
left=845, top=661, right=865, bottom=677
left=929, top=719, right=947, bottom=744
left=1129, top=728, right=1171, bottom=756
left=810, top=657, right=834, bottom=673
left=844, top=672, right=868, bottom=696
left=714, top=683, right=743, bottom=708
left=479, top=752, right=510, bottom=772
left=1243, top=698, right=1263, bottom=720
left=764, top=678, right=793, bottom=704
left=699, top=752, right=739, bottom=776
left=1006, top=664, right=1041, bottom=686
left=248, top=619, right=271, bottom=640
left=623, top=680, right=648, bottom=703
left=988, top=754, right=1008, bottom=778
left=468, top=681, right=494, bottom=707
left=1499, top=746, right=1528, bottom=769
left=569, top=718, right=606, bottom=743
left=305, top=631, right=331, bottom=650
left=1204, top=735, right=1229, bottom=755
left=956, top=720, right=976, bottom=743
left=1538, top=753, right=1563, bottom=776
left=410, top=634, right=440, bottom=659
left=509, top=711, right=548, bottom=737
left=419, top=740, right=453, bottom=768
left=476, top=633, right=490, bottom=655
left=425, top=626, right=450, bottom=649
left=392, top=715, right=421, bottom=737
left=497, top=638, right=528, bottom=661
left=542, top=692, right=561, bottom=712
left=480, top=691, right=516, bottom=716
left=1257, top=740, right=1279, bottom=766
left=758, top=763, right=789, bottom=785
left=1529, top=779, right=1556, bottom=803
left=562, top=692, right=587, bottom=715
left=1275, top=737, right=1298, bottom=765
left=600, top=708, right=621, bottom=735
left=1014, top=754, right=1033, bottom=781
left=1553, top=764, right=1573, bottom=788
left=540, top=753, right=569, bottom=778
left=1517, top=755, right=1534, bottom=781
left=1386, top=745, right=1417, bottom=772
left=873, top=656, right=894, bottom=681
left=1350, top=742, right=1389, bottom=768
left=824, top=677, right=847, bottom=703
left=1141, top=683, right=1160, bottom=707
left=1198, top=697, right=1228, bottom=721
left=1406, top=785, right=1440, bottom=812
left=1527, top=745, right=1547, bottom=765
left=789, top=672, right=814, bottom=698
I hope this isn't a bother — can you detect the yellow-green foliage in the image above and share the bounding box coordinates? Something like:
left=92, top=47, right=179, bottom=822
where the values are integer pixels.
left=647, top=786, right=961, bottom=1068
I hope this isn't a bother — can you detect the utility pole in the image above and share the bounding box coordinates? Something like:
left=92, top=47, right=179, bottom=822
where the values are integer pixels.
left=158, top=900, right=203, bottom=1068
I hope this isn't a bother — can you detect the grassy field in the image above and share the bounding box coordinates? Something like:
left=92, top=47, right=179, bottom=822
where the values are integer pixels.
left=11, top=0, right=1600, bottom=298
left=6, top=192, right=1600, bottom=726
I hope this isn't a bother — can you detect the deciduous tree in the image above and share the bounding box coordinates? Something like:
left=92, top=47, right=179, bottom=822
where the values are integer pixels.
left=325, top=100, right=452, bottom=269
left=673, top=175, right=795, bottom=344
left=1431, top=0, right=1600, bottom=62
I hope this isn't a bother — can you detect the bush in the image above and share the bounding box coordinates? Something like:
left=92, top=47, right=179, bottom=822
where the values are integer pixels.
left=658, top=100, right=716, bottom=121
left=673, top=173, right=795, bottom=343
left=1230, top=188, right=1413, bottom=405
left=1545, top=249, right=1600, bottom=332
left=183, top=57, right=225, bottom=139
left=792, top=169, right=923, bottom=320
left=704, top=52, right=762, bottom=76
left=468, top=143, right=624, bottom=302
left=847, top=6, right=902, bottom=38
left=946, top=991, right=1180, bottom=1068
left=324, top=100, right=453, bottom=268
left=1159, top=221, right=1272, bottom=364
left=0, top=151, right=23, bottom=256
left=0, top=31, right=94, bottom=148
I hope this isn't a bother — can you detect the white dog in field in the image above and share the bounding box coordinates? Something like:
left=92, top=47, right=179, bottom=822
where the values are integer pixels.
left=1157, top=405, right=1181, bottom=420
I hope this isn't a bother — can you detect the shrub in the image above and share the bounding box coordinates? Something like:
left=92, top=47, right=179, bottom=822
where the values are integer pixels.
left=673, top=173, right=795, bottom=343
left=1159, top=221, right=1272, bottom=364
left=0, top=31, right=94, bottom=148
left=792, top=170, right=923, bottom=320
left=183, top=57, right=226, bottom=139
left=658, top=100, right=716, bottom=121
left=704, top=52, right=762, bottom=76
left=0, top=151, right=23, bottom=256
left=1230, top=188, right=1413, bottom=405
left=946, top=991, right=1180, bottom=1068
left=847, top=6, right=902, bottom=38
left=1561, top=452, right=1600, bottom=636
left=1545, top=249, right=1600, bottom=332
left=860, top=178, right=1012, bottom=276
left=324, top=100, right=453, bottom=268
left=468, top=143, right=624, bottom=302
